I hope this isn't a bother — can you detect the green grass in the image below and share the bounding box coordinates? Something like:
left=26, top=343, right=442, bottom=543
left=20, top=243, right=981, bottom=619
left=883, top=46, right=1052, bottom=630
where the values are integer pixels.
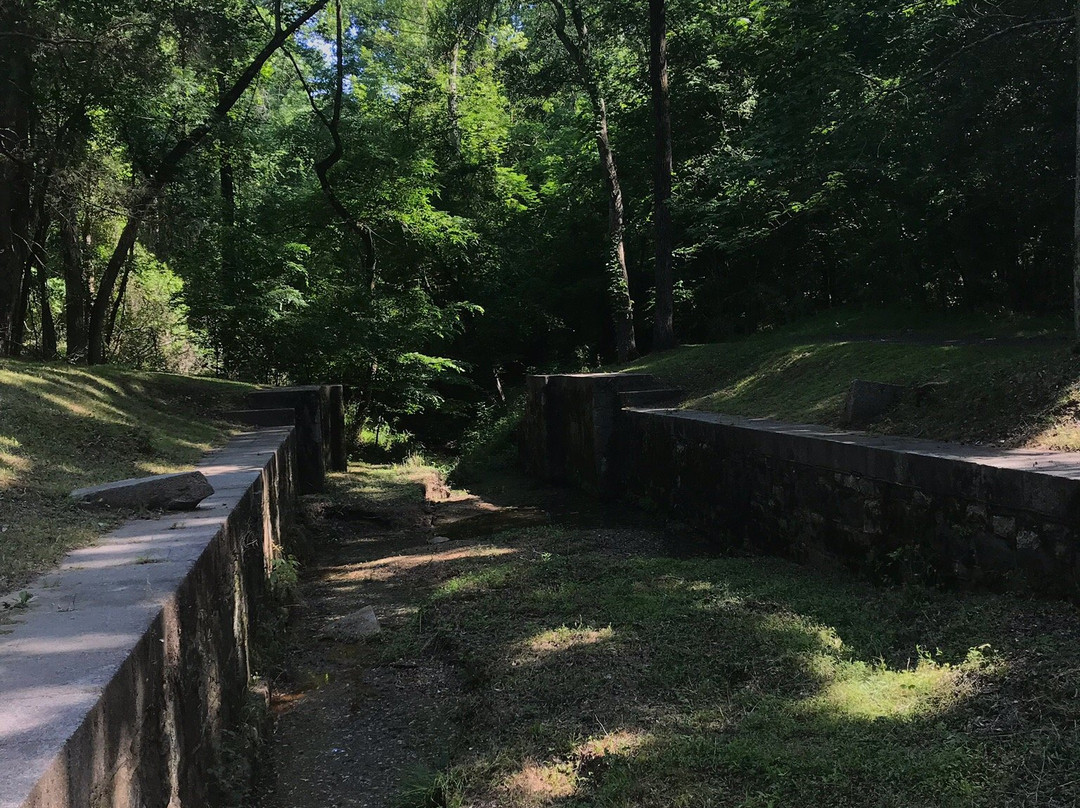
left=333, top=460, right=432, bottom=511
left=337, top=465, right=1080, bottom=807
left=614, top=307, right=1080, bottom=449
left=450, top=394, right=525, bottom=493
left=0, top=361, right=253, bottom=591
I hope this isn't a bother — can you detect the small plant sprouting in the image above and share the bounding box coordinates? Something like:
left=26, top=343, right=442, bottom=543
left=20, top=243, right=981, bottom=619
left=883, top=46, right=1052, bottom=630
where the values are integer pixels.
left=2, top=591, right=34, bottom=610
left=269, top=555, right=301, bottom=601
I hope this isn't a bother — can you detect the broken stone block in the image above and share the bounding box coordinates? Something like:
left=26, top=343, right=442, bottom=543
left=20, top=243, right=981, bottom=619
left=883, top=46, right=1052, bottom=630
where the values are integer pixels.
left=321, top=605, right=381, bottom=641
left=222, top=408, right=295, bottom=428
left=617, top=388, right=687, bottom=409
left=70, top=471, right=214, bottom=511
left=843, top=379, right=907, bottom=425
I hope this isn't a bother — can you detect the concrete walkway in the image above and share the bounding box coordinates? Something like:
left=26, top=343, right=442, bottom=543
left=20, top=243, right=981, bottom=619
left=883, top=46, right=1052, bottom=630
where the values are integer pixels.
left=659, top=410, right=1080, bottom=479
left=0, top=428, right=291, bottom=808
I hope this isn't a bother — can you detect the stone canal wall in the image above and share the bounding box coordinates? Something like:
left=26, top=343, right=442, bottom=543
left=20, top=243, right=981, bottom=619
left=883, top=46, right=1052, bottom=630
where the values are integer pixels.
left=522, top=373, right=1080, bottom=597
left=0, top=426, right=299, bottom=808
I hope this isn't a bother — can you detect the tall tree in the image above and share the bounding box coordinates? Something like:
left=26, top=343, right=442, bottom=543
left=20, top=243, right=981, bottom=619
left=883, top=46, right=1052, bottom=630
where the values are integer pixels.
left=27, top=182, right=56, bottom=358
left=59, top=201, right=88, bottom=360
left=0, top=1, right=33, bottom=355
left=548, top=0, right=637, bottom=361
left=1074, top=0, right=1080, bottom=343
left=649, top=0, right=675, bottom=350
left=85, top=0, right=330, bottom=363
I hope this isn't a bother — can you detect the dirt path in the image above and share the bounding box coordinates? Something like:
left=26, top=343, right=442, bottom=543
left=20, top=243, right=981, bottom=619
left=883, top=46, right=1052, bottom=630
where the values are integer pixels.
left=255, top=467, right=549, bottom=808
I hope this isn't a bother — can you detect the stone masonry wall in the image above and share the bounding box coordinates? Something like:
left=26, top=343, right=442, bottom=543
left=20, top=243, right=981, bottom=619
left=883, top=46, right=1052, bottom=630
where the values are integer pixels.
left=0, top=427, right=299, bottom=808
left=520, top=373, right=662, bottom=494
left=522, top=374, right=1080, bottom=598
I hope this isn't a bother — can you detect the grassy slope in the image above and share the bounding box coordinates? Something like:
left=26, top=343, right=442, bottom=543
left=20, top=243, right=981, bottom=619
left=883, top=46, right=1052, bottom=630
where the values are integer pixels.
left=0, top=361, right=253, bottom=592
left=615, top=308, right=1080, bottom=449
left=333, top=466, right=1080, bottom=808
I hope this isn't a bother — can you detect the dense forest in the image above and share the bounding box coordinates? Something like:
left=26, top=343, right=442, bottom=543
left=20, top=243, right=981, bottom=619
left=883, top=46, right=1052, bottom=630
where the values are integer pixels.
left=1, top=0, right=1077, bottom=446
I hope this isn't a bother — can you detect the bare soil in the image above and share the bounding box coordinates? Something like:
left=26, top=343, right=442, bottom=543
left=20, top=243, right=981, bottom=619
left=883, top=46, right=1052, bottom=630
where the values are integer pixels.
left=255, top=468, right=556, bottom=808
left=256, top=463, right=1080, bottom=808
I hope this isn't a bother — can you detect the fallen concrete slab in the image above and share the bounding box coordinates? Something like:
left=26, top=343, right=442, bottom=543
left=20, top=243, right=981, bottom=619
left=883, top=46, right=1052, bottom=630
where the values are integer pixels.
left=843, top=378, right=907, bottom=424
left=70, top=470, right=214, bottom=511
left=222, top=407, right=296, bottom=428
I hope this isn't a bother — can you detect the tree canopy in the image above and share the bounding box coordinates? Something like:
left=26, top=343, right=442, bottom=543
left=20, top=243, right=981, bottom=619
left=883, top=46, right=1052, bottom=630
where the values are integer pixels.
left=1, top=0, right=1076, bottom=446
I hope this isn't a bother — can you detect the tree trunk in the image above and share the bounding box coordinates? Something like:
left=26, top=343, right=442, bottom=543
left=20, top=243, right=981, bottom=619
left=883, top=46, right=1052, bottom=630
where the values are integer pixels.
left=216, top=65, right=239, bottom=374
left=448, top=39, right=462, bottom=156
left=10, top=263, right=32, bottom=356
left=86, top=0, right=329, bottom=364
left=649, top=0, right=676, bottom=351
left=594, top=101, right=637, bottom=361
left=34, top=253, right=56, bottom=359
left=1074, top=0, right=1080, bottom=342
left=0, top=2, right=33, bottom=355
left=549, top=0, right=637, bottom=361
left=28, top=199, right=56, bottom=358
left=217, top=146, right=237, bottom=372
left=105, top=247, right=134, bottom=351
left=60, top=205, right=88, bottom=361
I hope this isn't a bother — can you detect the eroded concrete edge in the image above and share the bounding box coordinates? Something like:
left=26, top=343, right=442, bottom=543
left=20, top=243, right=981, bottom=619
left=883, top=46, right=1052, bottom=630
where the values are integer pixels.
left=0, top=426, right=297, bottom=808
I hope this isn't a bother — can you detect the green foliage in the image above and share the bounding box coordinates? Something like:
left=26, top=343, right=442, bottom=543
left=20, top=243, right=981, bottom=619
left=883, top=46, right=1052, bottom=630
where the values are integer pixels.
left=11, top=0, right=1078, bottom=448
left=108, top=247, right=209, bottom=373
left=448, top=394, right=524, bottom=489
left=356, top=423, right=416, bottom=463
left=269, top=554, right=302, bottom=601
left=393, top=765, right=466, bottom=808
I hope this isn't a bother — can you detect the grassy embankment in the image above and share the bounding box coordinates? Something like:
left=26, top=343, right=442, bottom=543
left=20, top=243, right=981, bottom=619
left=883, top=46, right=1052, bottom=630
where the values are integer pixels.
left=615, top=307, right=1080, bottom=449
left=0, top=362, right=253, bottom=592
left=326, top=465, right=1080, bottom=808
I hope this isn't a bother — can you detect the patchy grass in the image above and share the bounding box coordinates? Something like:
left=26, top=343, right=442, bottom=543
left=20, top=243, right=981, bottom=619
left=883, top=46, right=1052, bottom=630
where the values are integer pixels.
left=0, top=361, right=252, bottom=591
left=332, top=465, right=1080, bottom=808
left=329, top=460, right=436, bottom=513
left=615, top=307, right=1080, bottom=449
left=450, top=394, right=525, bottom=494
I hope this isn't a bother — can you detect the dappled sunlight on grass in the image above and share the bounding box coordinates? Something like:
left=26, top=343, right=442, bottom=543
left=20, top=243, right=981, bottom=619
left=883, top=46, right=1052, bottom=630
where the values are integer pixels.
left=330, top=462, right=432, bottom=512
left=576, top=729, right=650, bottom=759
left=8, top=372, right=133, bottom=423
left=806, top=654, right=971, bottom=721
left=503, top=760, right=579, bottom=805
left=677, top=341, right=976, bottom=424
left=397, top=520, right=1079, bottom=805
left=137, top=453, right=215, bottom=475
left=0, top=361, right=251, bottom=590
left=517, top=624, right=614, bottom=662
left=615, top=307, right=1080, bottom=449
left=495, top=730, right=653, bottom=807
left=315, top=463, right=1080, bottom=806
left=0, top=437, right=31, bottom=488
left=326, top=545, right=517, bottom=584
left=433, top=563, right=517, bottom=598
